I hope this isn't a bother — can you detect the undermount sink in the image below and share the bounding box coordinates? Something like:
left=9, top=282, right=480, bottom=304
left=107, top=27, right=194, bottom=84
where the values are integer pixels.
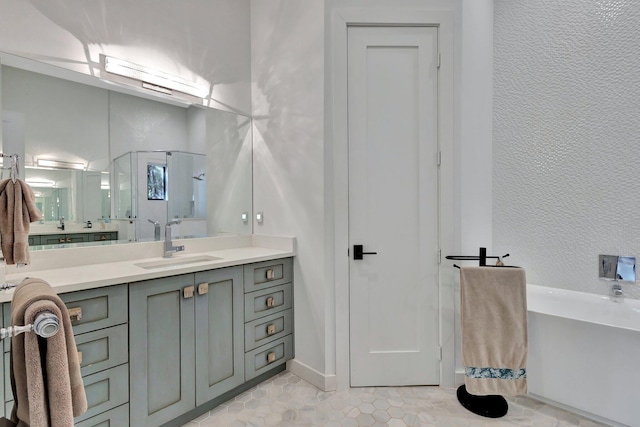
left=134, top=255, right=222, bottom=270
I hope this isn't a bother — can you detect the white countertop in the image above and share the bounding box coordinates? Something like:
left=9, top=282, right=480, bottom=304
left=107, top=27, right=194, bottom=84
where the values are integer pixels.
left=1, top=234, right=295, bottom=303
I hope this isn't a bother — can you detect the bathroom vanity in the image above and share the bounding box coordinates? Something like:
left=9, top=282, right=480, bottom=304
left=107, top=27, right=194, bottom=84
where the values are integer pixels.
left=0, top=235, right=294, bottom=427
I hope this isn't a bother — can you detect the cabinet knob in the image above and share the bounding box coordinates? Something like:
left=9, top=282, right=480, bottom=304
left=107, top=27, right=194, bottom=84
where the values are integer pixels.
left=100, top=235, right=107, bottom=240
left=183, top=286, right=195, bottom=299
left=66, top=238, right=72, bottom=243
left=68, top=307, right=82, bottom=322
left=266, top=297, right=275, bottom=308
left=266, top=351, right=276, bottom=364
left=59, top=238, right=66, bottom=243
left=197, top=282, right=209, bottom=295
left=267, top=324, right=276, bottom=336
left=265, top=269, right=276, bottom=280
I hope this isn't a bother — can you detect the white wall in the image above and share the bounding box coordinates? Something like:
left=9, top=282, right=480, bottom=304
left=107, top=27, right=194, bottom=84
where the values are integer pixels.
left=2, top=66, right=109, bottom=170
left=251, top=0, right=327, bottom=379
left=0, top=0, right=252, bottom=115
left=109, top=92, right=189, bottom=159
left=493, top=0, right=640, bottom=300
left=251, top=0, right=494, bottom=387
left=206, top=109, right=253, bottom=236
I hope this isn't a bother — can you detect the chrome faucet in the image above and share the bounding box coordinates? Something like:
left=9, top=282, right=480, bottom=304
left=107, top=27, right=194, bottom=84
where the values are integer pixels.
left=164, top=219, right=185, bottom=258
left=148, top=219, right=161, bottom=241
left=57, top=217, right=65, bottom=231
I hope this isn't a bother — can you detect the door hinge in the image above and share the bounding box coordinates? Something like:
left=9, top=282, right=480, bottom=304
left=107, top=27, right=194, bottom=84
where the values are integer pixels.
left=437, top=249, right=442, bottom=264
left=437, top=151, right=442, bottom=166
left=437, top=52, right=441, bottom=69
left=439, top=347, right=443, bottom=361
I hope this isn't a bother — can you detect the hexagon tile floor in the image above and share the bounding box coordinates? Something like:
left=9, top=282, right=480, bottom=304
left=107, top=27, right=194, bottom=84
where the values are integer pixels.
left=182, top=371, right=609, bottom=427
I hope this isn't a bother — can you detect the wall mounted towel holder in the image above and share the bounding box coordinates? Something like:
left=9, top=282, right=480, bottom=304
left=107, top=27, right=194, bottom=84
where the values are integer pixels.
left=0, top=153, right=20, bottom=183
left=446, top=247, right=510, bottom=418
left=0, top=312, right=60, bottom=340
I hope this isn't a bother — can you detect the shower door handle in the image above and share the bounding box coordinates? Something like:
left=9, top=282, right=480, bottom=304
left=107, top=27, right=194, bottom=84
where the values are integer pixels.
left=353, top=244, right=377, bottom=260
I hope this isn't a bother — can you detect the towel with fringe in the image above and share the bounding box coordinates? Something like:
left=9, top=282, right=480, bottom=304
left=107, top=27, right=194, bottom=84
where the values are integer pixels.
left=10, top=278, right=87, bottom=427
left=460, top=266, right=528, bottom=396
left=0, top=179, right=43, bottom=265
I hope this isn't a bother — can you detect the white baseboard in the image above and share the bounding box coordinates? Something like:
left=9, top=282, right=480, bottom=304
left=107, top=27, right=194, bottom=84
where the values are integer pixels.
left=454, top=369, right=465, bottom=387
left=287, top=359, right=337, bottom=392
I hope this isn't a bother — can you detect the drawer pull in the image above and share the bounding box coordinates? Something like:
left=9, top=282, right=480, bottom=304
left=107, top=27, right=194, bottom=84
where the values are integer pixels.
left=59, top=238, right=66, bottom=243
left=267, top=324, right=276, bottom=336
left=266, top=297, right=275, bottom=308
left=66, top=238, right=72, bottom=243
left=68, top=307, right=82, bottom=322
left=266, top=269, right=276, bottom=280
left=267, top=351, right=276, bottom=364
left=100, top=235, right=107, bottom=240
left=183, top=286, right=195, bottom=299
left=77, top=351, right=83, bottom=365
left=198, top=282, right=209, bottom=295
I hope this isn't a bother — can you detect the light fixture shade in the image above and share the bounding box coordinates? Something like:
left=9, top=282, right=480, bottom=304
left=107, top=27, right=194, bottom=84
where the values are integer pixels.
left=103, top=55, right=210, bottom=99
left=26, top=179, right=55, bottom=188
left=36, top=159, right=86, bottom=170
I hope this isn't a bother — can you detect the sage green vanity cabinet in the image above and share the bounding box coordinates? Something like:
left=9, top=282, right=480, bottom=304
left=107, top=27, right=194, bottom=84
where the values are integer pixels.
left=0, top=256, right=293, bottom=427
left=129, top=266, right=244, bottom=427
left=243, top=258, right=294, bottom=380
left=2, top=284, right=129, bottom=426
left=29, top=231, right=118, bottom=246
left=40, top=233, right=90, bottom=244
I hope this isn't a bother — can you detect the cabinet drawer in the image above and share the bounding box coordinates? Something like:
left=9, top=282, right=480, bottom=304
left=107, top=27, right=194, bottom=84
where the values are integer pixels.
left=74, top=364, right=129, bottom=423
left=75, top=324, right=128, bottom=377
left=244, top=258, right=292, bottom=293
left=2, top=285, right=127, bottom=352
left=245, top=335, right=293, bottom=381
left=61, top=285, right=128, bottom=335
left=245, top=309, right=292, bottom=352
left=91, top=232, right=117, bottom=242
left=4, top=367, right=129, bottom=422
left=74, top=403, right=129, bottom=427
left=244, top=283, right=292, bottom=322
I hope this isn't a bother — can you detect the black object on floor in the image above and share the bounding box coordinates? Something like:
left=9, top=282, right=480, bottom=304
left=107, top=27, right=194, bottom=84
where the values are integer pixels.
left=456, top=384, right=508, bottom=418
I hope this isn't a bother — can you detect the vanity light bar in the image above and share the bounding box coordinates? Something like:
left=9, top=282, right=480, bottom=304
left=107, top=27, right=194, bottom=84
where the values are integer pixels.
left=25, top=179, right=55, bottom=188
left=36, top=159, right=85, bottom=170
left=103, top=56, right=209, bottom=99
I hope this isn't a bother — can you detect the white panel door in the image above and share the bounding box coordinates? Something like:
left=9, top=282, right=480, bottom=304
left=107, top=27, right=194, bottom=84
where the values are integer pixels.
left=348, top=26, right=440, bottom=386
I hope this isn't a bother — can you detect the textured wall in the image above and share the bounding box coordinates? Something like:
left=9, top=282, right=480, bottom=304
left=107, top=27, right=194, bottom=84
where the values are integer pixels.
left=251, top=0, right=326, bottom=373
left=494, top=0, right=640, bottom=299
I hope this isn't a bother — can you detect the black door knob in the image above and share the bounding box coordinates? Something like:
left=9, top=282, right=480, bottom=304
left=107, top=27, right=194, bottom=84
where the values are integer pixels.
left=353, top=244, right=378, bottom=260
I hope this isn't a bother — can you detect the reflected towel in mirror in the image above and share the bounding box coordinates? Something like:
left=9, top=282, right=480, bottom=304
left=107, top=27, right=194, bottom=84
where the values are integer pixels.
left=0, top=179, right=43, bottom=264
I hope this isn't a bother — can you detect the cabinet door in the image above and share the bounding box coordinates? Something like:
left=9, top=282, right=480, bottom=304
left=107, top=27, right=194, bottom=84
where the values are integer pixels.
left=130, top=275, right=195, bottom=427
left=194, top=267, right=244, bottom=406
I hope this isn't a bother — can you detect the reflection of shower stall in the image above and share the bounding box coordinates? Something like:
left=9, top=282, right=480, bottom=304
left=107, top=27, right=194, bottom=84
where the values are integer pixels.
left=111, top=151, right=206, bottom=241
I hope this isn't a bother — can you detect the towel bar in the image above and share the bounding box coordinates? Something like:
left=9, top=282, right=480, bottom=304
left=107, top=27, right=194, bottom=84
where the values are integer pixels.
left=448, top=247, right=515, bottom=419
left=0, top=312, right=59, bottom=340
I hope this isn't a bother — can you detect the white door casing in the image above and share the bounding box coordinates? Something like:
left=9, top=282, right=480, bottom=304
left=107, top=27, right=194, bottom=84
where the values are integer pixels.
left=348, top=25, right=440, bottom=387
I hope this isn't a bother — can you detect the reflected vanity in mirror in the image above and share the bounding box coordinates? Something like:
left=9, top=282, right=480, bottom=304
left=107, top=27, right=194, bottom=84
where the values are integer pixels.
left=0, top=51, right=253, bottom=249
left=599, top=254, right=636, bottom=282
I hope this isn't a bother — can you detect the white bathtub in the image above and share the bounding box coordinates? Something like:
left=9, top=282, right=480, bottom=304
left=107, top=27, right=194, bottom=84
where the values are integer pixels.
left=527, top=284, right=640, bottom=427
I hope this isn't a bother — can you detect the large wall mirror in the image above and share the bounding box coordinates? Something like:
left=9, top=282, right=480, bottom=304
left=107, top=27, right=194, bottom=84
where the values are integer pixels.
left=0, top=52, right=253, bottom=249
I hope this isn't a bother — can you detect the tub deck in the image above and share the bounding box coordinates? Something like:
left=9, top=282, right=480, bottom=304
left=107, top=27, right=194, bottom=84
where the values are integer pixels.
left=527, top=284, right=640, bottom=427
